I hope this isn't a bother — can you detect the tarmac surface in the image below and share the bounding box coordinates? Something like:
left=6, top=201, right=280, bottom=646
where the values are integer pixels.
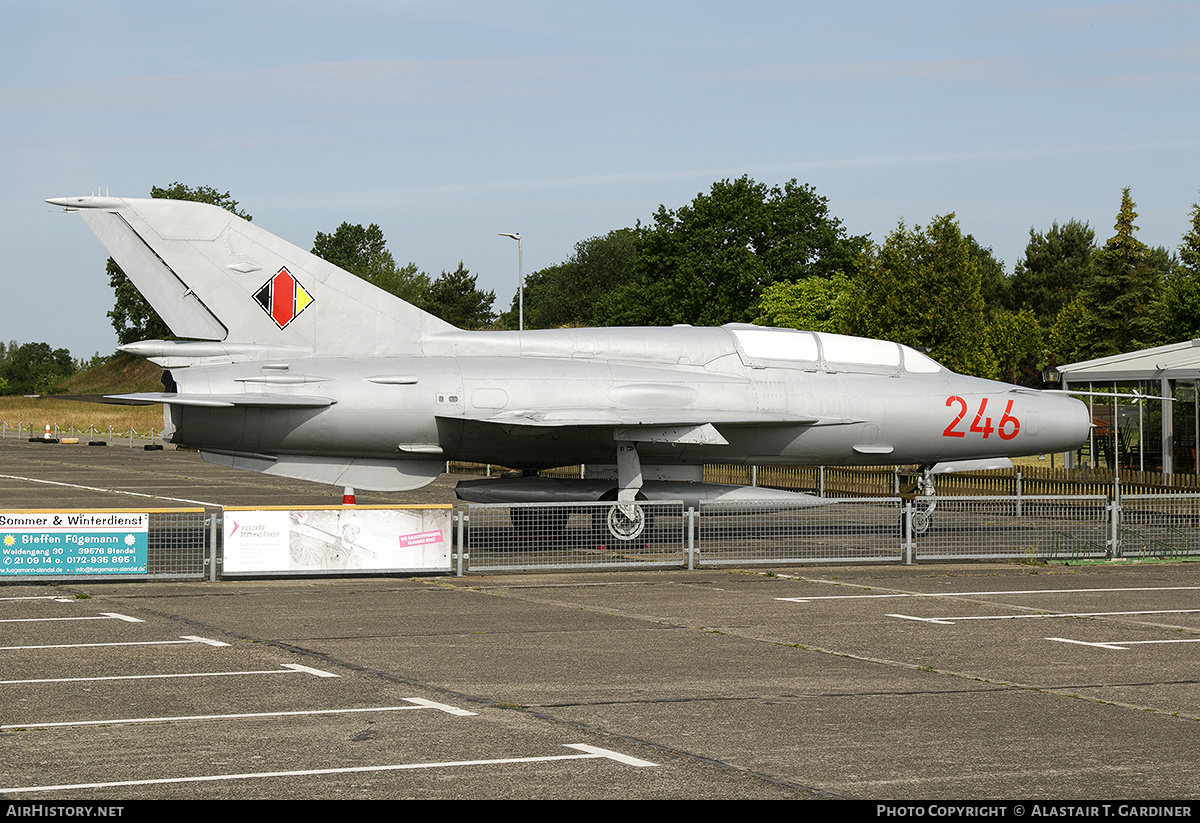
left=2, top=437, right=1200, bottom=800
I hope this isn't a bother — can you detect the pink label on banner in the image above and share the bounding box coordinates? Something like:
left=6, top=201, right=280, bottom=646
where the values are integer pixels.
left=397, top=530, right=444, bottom=548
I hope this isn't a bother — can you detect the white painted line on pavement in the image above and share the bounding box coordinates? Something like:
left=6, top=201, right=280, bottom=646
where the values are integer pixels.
left=889, top=608, right=1200, bottom=625
left=1045, top=637, right=1131, bottom=650
left=0, top=612, right=143, bottom=624
left=778, top=594, right=909, bottom=602
left=0, top=745, right=657, bottom=794
left=565, top=743, right=659, bottom=767
left=182, top=635, right=231, bottom=646
left=2, top=699, right=476, bottom=730
left=0, top=663, right=338, bottom=685
left=0, top=473, right=220, bottom=508
left=1048, top=636, right=1200, bottom=650
left=403, top=697, right=478, bottom=716
left=283, top=663, right=339, bottom=678
left=0, top=635, right=229, bottom=651
left=781, top=585, right=1200, bottom=603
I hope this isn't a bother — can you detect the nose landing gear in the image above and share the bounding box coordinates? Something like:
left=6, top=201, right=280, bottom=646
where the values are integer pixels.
left=902, top=465, right=937, bottom=536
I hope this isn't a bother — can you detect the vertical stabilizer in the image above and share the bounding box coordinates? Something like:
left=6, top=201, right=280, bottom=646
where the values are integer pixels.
left=48, top=196, right=456, bottom=355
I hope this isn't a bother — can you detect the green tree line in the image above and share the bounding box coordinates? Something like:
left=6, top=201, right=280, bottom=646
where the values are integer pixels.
left=501, top=180, right=1200, bottom=386
left=0, top=341, right=103, bottom=396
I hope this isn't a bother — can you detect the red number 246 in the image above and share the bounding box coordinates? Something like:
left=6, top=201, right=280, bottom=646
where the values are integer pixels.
left=943, top=396, right=1020, bottom=440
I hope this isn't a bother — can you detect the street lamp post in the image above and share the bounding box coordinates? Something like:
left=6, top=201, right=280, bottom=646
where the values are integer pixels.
left=498, top=232, right=523, bottom=331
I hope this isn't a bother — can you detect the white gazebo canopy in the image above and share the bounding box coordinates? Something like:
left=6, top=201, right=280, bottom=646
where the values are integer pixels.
left=1057, top=339, right=1200, bottom=473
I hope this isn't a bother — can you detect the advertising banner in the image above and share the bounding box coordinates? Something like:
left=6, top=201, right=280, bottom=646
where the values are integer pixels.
left=0, top=512, right=149, bottom=576
left=223, top=506, right=452, bottom=574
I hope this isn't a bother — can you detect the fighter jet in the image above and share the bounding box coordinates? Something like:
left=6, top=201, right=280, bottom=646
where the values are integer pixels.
left=47, top=195, right=1090, bottom=534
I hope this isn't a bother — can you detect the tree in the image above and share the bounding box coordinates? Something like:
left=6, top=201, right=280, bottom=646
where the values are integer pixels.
left=0, top=342, right=75, bottom=395
left=311, top=222, right=430, bottom=305
left=1165, top=197, right=1200, bottom=340
left=752, top=273, right=851, bottom=333
left=1047, top=294, right=1092, bottom=365
left=1075, top=188, right=1165, bottom=358
left=497, top=229, right=640, bottom=329
left=1009, top=219, right=1096, bottom=330
left=107, top=184, right=251, bottom=345
left=613, top=177, right=868, bottom=326
left=985, top=308, right=1044, bottom=387
left=424, top=263, right=495, bottom=329
left=965, top=235, right=1009, bottom=318
left=845, top=214, right=991, bottom=376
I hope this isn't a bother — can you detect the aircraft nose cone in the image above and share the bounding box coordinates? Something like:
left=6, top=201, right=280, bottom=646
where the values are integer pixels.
left=1042, top=393, right=1091, bottom=453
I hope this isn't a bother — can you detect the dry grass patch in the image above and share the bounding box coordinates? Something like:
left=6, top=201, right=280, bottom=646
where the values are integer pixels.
left=0, top=397, right=164, bottom=436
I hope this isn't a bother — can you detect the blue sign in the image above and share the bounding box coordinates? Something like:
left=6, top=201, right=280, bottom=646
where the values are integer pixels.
left=0, top=512, right=149, bottom=576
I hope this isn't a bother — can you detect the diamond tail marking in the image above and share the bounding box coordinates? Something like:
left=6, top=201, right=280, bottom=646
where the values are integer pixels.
left=254, top=266, right=313, bottom=329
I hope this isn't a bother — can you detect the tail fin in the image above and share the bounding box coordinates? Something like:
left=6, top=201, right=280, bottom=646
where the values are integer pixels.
left=47, top=196, right=455, bottom=355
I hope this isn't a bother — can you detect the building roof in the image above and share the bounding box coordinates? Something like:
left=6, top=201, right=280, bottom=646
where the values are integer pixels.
left=1058, top=339, right=1200, bottom=383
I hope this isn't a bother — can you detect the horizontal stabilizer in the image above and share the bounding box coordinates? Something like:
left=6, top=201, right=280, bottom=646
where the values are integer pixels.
left=118, top=339, right=310, bottom=367
left=94, top=392, right=335, bottom=408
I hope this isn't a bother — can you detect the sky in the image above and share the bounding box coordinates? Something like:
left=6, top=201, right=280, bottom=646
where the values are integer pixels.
left=3, top=1, right=1199, bottom=359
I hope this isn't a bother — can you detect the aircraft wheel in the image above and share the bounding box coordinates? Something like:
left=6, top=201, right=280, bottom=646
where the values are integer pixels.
left=606, top=502, right=646, bottom=541
left=901, top=505, right=934, bottom=537
left=593, top=491, right=654, bottom=542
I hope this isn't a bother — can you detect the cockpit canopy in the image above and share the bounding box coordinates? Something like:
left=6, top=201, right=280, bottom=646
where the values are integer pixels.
left=729, top=327, right=945, bottom=374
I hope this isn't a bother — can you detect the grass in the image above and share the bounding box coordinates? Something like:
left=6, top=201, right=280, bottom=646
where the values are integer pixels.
left=0, top=354, right=165, bottom=435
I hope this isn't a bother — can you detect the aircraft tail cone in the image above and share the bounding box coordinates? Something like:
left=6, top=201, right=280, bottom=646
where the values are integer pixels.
left=342, top=486, right=356, bottom=505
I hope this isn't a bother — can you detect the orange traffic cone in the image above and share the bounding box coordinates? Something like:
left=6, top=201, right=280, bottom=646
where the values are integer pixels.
left=43, top=422, right=51, bottom=440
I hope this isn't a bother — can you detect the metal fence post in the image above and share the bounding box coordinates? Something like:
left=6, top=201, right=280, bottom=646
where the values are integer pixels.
left=1110, top=479, right=1122, bottom=559
left=1015, top=471, right=1023, bottom=518
left=205, top=511, right=219, bottom=582
left=818, top=466, right=825, bottom=498
left=455, top=509, right=466, bottom=576
left=902, top=500, right=914, bottom=565
left=686, top=507, right=696, bottom=570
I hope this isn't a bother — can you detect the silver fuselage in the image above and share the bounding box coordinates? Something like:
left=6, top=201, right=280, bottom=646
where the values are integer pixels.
left=163, top=326, right=1090, bottom=470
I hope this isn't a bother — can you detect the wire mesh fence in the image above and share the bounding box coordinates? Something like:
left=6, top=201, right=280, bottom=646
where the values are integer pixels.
left=904, top=495, right=1111, bottom=562
left=464, top=501, right=688, bottom=571
left=13, top=495, right=1200, bottom=581
left=1118, top=493, right=1200, bottom=559
left=696, top=498, right=903, bottom=565
left=146, top=510, right=210, bottom=578
left=460, top=495, right=1127, bottom=572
